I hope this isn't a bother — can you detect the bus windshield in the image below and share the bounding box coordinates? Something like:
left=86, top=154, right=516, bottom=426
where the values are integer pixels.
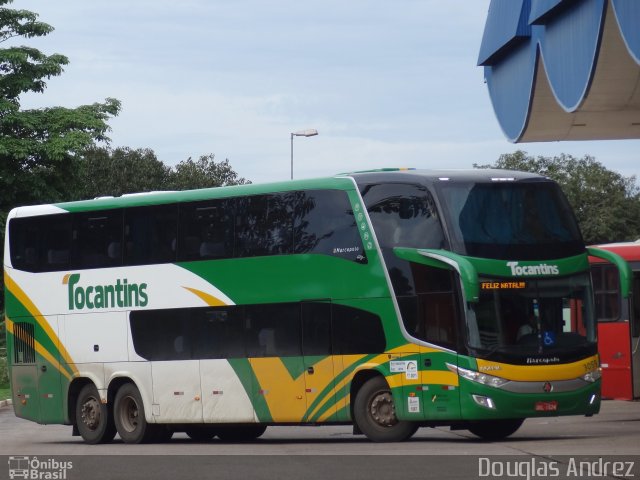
left=436, top=181, right=584, bottom=260
left=466, top=273, right=596, bottom=363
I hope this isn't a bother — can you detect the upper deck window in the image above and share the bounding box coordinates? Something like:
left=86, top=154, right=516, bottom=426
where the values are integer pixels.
left=8, top=188, right=365, bottom=272
left=360, top=183, right=446, bottom=250
left=437, top=181, right=584, bottom=260
left=294, top=189, right=365, bottom=262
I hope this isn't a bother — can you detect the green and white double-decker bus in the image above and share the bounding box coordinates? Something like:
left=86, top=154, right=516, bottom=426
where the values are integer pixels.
left=4, top=169, right=620, bottom=444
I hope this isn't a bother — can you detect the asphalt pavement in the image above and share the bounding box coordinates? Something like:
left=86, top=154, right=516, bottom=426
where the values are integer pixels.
left=0, top=399, right=638, bottom=480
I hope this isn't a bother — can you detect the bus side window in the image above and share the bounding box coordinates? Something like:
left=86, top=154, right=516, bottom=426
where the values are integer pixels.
left=397, top=265, right=459, bottom=350
left=235, top=194, right=295, bottom=258
left=294, top=190, right=364, bottom=262
left=361, top=183, right=445, bottom=250
left=331, top=304, right=386, bottom=354
left=9, top=217, right=40, bottom=272
left=244, top=303, right=301, bottom=357
left=130, top=309, right=191, bottom=361
left=71, top=210, right=123, bottom=269
left=178, top=199, right=235, bottom=261
left=9, top=215, right=72, bottom=272
left=592, top=265, right=621, bottom=322
left=125, top=204, right=178, bottom=266
left=302, top=302, right=332, bottom=356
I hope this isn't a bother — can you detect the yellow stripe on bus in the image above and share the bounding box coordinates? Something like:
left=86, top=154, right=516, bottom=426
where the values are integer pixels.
left=182, top=286, right=228, bottom=307
left=250, top=357, right=307, bottom=422
left=308, top=345, right=450, bottom=420
left=4, top=272, right=78, bottom=376
left=302, top=356, right=339, bottom=421
left=476, top=355, right=599, bottom=382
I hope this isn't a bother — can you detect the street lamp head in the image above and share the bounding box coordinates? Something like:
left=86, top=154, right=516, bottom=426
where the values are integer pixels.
left=292, top=129, right=318, bottom=137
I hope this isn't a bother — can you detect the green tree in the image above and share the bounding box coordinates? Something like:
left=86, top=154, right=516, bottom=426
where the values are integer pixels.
left=0, top=1, right=120, bottom=311
left=79, top=146, right=171, bottom=198
left=0, top=0, right=120, bottom=229
left=475, top=151, right=640, bottom=244
left=168, top=154, right=250, bottom=190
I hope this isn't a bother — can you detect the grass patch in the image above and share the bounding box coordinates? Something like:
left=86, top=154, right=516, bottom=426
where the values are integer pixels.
left=0, top=387, right=10, bottom=401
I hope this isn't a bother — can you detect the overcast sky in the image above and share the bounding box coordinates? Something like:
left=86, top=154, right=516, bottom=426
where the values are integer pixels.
left=14, top=0, right=640, bottom=184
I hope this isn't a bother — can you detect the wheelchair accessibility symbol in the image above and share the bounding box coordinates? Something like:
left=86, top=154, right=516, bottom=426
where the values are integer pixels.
left=543, top=331, right=556, bottom=346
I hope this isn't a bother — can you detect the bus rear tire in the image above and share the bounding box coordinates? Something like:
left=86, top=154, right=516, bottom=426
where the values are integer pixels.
left=75, top=383, right=116, bottom=444
left=114, top=383, right=155, bottom=444
left=216, top=425, right=267, bottom=442
left=467, top=418, right=524, bottom=440
left=353, top=376, right=418, bottom=442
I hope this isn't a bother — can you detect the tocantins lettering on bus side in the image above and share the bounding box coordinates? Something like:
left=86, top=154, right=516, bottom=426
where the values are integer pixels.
left=66, top=274, right=148, bottom=310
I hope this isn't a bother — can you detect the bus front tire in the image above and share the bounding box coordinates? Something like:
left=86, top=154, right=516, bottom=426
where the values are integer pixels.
left=75, top=383, right=117, bottom=444
left=467, top=418, right=524, bottom=440
left=353, top=376, right=418, bottom=442
left=113, top=383, right=156, bottom=444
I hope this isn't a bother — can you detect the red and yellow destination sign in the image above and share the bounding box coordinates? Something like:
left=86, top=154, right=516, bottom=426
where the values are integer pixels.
left=481, top=281, right=527, bottom=290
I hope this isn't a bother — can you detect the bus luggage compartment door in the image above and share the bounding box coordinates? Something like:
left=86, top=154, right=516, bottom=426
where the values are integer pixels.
left=35, top=315, right=63, bottom=423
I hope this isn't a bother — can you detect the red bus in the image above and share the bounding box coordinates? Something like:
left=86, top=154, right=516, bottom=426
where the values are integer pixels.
left=589, top=242, right=640, bottom=400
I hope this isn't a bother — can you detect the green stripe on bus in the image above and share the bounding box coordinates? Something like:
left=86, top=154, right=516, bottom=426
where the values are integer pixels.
left=227, top=358, right=272, bottom=423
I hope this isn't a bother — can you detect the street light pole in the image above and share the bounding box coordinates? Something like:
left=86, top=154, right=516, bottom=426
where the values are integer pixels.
left=290, top=129, right=318, bottom=180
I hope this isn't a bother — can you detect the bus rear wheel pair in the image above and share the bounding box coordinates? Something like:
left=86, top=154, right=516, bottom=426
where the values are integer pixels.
left=75, top=382, right=171, bottom=444
left=75, top=382, right=268, bottom=444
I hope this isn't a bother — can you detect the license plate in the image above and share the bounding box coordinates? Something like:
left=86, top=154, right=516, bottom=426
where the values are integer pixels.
left=535, top=401, right=558, bottom=411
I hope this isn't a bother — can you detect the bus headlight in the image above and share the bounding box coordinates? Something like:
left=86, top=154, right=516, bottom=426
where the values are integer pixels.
left=446, top=363, right=510, bottom=388
left=472, top=394, right=496, bottom=409
left=582, top=369, right=602, bottom=383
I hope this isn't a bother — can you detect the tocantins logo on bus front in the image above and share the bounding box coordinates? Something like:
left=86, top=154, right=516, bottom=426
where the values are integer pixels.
left=63, top=273, right=149, bottom=310
left=507, top=261, right=560, bottom=276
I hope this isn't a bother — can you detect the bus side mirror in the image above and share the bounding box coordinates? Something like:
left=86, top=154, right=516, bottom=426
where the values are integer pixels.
left=587, top=247, right=632, bottom=299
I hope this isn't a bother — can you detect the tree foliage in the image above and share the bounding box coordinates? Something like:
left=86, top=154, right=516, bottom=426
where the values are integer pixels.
left=168, top=154, right=250, bottom=190
left=475, top=151, right=640, bottom=244
left=79, top=146, right=171, bottom=198
left=76, top=150, right=249, bottom=198
left=0, top=0, right=120, bottom=230
left=0, top=0, right=121, bottom=312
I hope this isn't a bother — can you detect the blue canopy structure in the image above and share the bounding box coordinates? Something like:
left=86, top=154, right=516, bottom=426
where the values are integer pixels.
left=479, top=0, right=640, bottom=142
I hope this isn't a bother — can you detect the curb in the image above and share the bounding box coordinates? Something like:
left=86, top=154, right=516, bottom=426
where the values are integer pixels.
left=0, top=399, right=12, bottom=408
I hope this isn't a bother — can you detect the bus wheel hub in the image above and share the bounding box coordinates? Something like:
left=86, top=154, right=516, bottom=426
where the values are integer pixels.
left=370, top=392, right=397, bottom=427
left=81, top=398, right=101, bottom=430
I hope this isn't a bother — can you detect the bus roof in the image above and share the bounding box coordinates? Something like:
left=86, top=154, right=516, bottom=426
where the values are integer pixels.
left=348, top=168, right=547, bottom=185
left=9, top=168, right=549, bottom=216
left=42, top=176, right=356, bottom=214
left=590, top=241, right=640, bottom=263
